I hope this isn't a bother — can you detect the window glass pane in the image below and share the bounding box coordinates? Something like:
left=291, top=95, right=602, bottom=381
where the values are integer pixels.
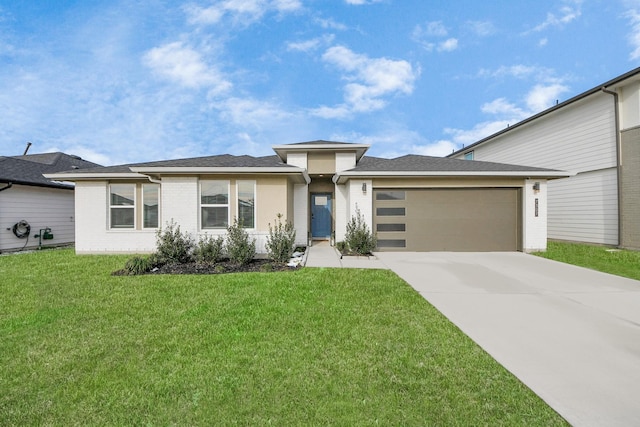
left=111, top=208, right=135, bottom=228
left=201, top=181, right=228, bottom=204
left=464, top=151, right=474, bottom=160
left=110, top=184, right=134, bottom=206
left=376, top=191, right=405, bottom=201
left=376, top=223, right=406, bottom=232
left=238, top=181, right=255, bottom=228
left=377, top=239, right=406, bottom=248
left=376, top=207, right=406, bottom=216
left=202, top=206, right=228, bottom=228
left=143, top=184, right=159, bottom=228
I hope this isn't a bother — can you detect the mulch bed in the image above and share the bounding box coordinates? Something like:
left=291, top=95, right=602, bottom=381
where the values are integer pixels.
left=149, top=259, right=295, bottom=275
left=111, top=259, right=298, bottom=276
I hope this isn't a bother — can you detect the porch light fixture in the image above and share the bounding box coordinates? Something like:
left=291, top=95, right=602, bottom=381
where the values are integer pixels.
left=533, top=182, right=540, bottom=192
left=362, top=183, right=367, bottom=193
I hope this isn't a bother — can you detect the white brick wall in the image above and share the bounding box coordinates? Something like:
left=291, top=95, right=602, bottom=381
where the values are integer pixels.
left=75, top=181, right=156, bottom=254
left=348, top=179, right=373, bottom=230
left=522, top=179, right=548, bottom=252
left=161, top=177, right=198, bottom=234
left=334, top=183, right=349, bottom=242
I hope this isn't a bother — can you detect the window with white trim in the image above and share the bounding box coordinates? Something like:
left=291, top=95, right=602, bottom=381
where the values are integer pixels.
left=110, top=184, right=135, bottom=229
left=201, top=180, right=229, bottom=229
left=237, top=180, right=255, bottom=228
left=464, top=151, right=474, bottom=160
left=142, top=183, right=160, bottom=229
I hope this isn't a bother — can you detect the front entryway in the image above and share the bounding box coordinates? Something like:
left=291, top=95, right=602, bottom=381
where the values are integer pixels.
left=311, top=193, right=332, bottom=239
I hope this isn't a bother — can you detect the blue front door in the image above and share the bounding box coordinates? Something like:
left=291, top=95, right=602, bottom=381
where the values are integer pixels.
left=311, top=193, right=332, bottom=238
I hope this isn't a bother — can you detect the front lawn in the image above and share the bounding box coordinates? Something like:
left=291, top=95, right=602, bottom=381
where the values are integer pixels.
left=535, top=241, right=640, bottom=280
left=1, top=249, right=565, bottom=425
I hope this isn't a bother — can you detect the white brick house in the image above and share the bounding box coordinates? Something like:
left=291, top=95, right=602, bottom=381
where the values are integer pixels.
left=47, top=141, right=569, bottom=254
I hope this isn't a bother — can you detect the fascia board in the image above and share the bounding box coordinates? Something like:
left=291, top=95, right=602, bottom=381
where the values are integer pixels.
left=333, top=170, right=574, bottom=184
left=43, top=172, right=145, bottom=180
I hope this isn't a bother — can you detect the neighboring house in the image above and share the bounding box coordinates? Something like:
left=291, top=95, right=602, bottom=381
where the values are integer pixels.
left=449, top=66, right=640, bottom=249
left=46, top=141, right=568, bottom=254
left=0, top=152, right=101, bottom=252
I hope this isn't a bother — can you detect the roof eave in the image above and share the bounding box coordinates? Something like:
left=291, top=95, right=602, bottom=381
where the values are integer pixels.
left=333, top=170, right=573, bottom=184
left=44, top=172, right=146, bottom=181
left=271, top=144, right=371, bottom=163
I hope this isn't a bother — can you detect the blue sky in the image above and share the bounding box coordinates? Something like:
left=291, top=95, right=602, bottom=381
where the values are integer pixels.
left=1, top=0, right=640, bottom=165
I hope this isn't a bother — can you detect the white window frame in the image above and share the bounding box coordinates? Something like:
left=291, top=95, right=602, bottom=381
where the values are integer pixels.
left=109, top=183, right=136, bottom=229
left=200, top=180, right=230, bottom=230
left=464, top=151, right=474, bottom=160
left=236, top=180, right=256, bottom=229
left=142, top=183, right=160, bottom=229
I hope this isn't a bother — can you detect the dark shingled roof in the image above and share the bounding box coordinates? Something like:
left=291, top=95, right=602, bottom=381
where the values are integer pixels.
left=0, top=152, right=102, bottom=189
left=59, top=154, right=295, bottom=175
left=349, top=154, right=561, bottom=173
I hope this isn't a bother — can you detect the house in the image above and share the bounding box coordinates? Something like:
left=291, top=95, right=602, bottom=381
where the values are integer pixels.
left=449, top=67, right=640, bottom=250
left=46, top=141, right=568, bottom=254
left=0, top=151, right=102, bottom=252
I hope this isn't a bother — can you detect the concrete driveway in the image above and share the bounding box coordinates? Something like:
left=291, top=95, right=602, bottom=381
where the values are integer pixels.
left=376, top=251, right=640, bottom=427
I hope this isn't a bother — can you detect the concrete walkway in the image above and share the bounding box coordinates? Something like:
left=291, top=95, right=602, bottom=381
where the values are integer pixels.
left=305, top=247, right=640, bottom=426
left=304, top=240, right=388, bottom=269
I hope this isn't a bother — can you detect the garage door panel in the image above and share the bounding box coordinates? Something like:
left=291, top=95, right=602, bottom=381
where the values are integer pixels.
left=374, top=188, right=521, bottom=252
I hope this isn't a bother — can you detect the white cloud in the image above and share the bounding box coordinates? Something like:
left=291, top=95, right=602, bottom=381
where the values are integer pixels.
left=413, top=21, right=459, bottom=52
left=315, top=17, right=348, bottom=31
left=344, top=0, right=383, bottom=5
left=478, top=64, right=558, bottom=82
left=525, top=83, right=568, bottom=112
left=467, top=20, right=496, bottom=37
left=527, top=0, right=583, bottom=33
left=626, top=9, right=640, bottom=60
left=412, top=140, right=460, bottom=157
left=185, top=0, right=302, bottom=27
left=438, top=38, right=458, bottom=52
left=311, top=45, right=418, bottom=118
left=287, top=34, right=335, bottom=52
left=539, top=38, right=549, bottom=47
left=481, top=98, right=526, bottom=118
left=213, top=97, right=295, bottom=127
left=444, top=120, right=512, bottom=147
left=143, top=42, right=232, bottom=94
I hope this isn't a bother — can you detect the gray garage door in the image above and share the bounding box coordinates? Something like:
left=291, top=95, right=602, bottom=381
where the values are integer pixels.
left=373, top=188, right=522, bottom=251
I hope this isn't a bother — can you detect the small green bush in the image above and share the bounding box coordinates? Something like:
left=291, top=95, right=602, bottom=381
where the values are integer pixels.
left=194, top=234, right=224, bottom=265
left=225, top=218, right=256, bottom=265
left=345, top=208, right=377, bottom=255
left=123, top=255, right=154, bottom=275
left=155, top=220, right=194, bottom=264
left=335, top=241, right=347, bottom=254
left=266, top=213, right=296, bottom=263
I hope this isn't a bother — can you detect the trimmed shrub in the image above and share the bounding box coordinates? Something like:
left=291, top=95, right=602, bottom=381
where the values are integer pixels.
left=155, top=220, right=194, bottom=264
left=194, top=234, right=224, bottom=265
left=266, top=213, right=296, bottom=263
left=345, top=208, right=377, bottom=255
left=225, top=218, right=256, bottom=265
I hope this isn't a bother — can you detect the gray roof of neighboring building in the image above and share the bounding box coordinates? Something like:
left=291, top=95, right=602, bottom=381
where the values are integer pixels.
left=351, top=154, right=561, bottom=173
left=0, top=152, right=102, bottom=189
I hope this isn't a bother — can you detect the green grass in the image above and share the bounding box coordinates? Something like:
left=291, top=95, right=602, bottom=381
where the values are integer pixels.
left=1, top=249, right=566, bottom=426
left=535, top=241, right=640, bottom=280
